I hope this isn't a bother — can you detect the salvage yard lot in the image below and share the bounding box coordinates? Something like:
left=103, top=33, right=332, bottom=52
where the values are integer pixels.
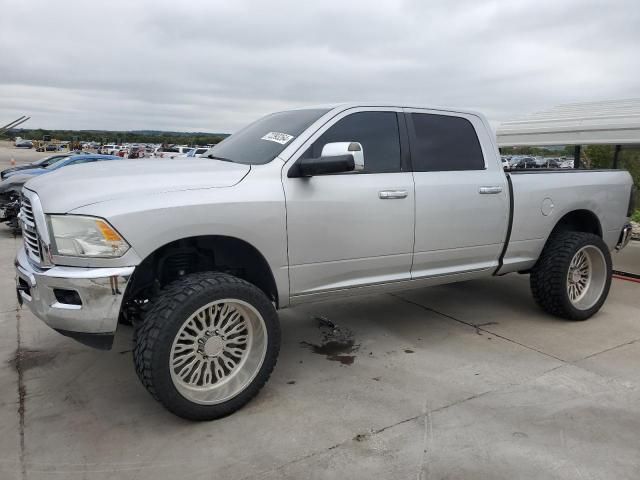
left=1, top=145, right=639, bottom=479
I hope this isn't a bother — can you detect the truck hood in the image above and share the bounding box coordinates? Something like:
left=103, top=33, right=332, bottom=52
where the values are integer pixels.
left=25, top=159, right=251, bottom=213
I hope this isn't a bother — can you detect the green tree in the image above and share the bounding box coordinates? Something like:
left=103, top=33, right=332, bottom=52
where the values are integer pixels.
left=585, top=145, right=640, bottom=220
left=584, top=145, right=640, bottom=189
left=583, top=145, right=614, bottom=169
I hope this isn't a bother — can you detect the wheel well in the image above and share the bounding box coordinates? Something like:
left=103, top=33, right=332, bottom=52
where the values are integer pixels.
left=551, top=210, right=602, bottom=237
left=123, top=236, right=278, bottom=317
left=518, top=209, right=603, bottom=275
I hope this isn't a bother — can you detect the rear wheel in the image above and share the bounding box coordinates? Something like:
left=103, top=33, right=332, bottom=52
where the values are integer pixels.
left=133, top=272, right=280, bottom=420
left=530, top=232, right=612, bottom=320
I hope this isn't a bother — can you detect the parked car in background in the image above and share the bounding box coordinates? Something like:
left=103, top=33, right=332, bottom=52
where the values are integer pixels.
left=13, top=103, right=635, bottom=421
left=0, top=154, right=122, bottom=228
left=183, top=147, right=210, bottom=158
left=127, top=146, right=143, bottom=158
left=532, top=157, right=560, bottom=168
left=560, top=159, right=574, bottom=168
left=510, top=156, right=538, bottom=169
left=154, top=146, right=194, bottom=157
left=541, top=158, right=561, bottom=168
left=0, top=153, right=82, bottom=179
left=44, top=144, right=63, bottom=152
left=100, top=145, right=121, bottom=155
left=15, top=139, right=33, bottom=148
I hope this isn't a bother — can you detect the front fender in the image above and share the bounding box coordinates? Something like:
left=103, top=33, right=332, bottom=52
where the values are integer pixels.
left=69, top=172, right=289, bottom=306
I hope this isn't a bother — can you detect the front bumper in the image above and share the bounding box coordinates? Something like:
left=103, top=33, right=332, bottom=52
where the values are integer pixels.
left=14, top=246, right=135, bottom=349
left=616, top=223, right=633, bottom=251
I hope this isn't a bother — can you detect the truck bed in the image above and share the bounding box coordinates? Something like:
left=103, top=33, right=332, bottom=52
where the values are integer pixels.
left=499, top=168, right=633, bottom=274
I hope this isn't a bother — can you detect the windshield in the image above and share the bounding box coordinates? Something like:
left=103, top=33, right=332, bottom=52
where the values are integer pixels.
left=46, top=157, right=84, bottom=170
left=40, top=155, right=69, bottom=167
left=33, top=156, right=53, bottom=166
left=207, top=108, right=329, bottom=165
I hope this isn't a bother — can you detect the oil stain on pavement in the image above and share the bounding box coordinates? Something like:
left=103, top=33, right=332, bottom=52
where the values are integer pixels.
left=300, top=316, right=360, bottom=365
left=8, top=349, right=57, bottom=372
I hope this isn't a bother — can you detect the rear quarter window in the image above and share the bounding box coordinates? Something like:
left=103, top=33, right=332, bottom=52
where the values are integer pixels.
left=409, top=113, right=485, bottom=171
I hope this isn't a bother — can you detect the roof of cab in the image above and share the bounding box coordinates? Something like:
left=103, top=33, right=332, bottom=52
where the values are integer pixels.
left=291, top=102, right=485, bottom=118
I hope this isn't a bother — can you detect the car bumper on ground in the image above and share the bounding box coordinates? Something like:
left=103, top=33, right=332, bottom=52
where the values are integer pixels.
left=0, top=201, right=20, bottom=225
left=0, top=191, right=20, bottom=219
left=14, top=246, right=135, bottom=350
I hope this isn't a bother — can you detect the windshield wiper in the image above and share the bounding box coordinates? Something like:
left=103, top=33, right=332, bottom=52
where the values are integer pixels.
left=207, top=155, right=235, bottom=163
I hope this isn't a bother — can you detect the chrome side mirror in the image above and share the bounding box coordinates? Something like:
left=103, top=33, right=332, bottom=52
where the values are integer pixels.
left=320, top=142, right=365, bottom=172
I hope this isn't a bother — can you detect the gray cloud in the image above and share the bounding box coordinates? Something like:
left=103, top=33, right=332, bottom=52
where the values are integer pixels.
left=1, top=0, right=639, bottom=132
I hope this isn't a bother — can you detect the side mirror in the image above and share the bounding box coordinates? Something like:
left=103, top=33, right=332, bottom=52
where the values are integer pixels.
left=293, top=154, right=354, bottom=177
left=288, top=142, right=365, bottom=178
left=321, top=142, right=364, bottom=171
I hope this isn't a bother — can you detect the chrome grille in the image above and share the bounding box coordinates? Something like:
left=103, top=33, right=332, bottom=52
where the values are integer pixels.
left=21, top=196, right=35, bottom=223
left=20, top=196, right=42, bottom=263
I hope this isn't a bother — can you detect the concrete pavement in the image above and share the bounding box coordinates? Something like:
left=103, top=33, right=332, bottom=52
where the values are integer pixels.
left=1, top=222, right=639, bottom=478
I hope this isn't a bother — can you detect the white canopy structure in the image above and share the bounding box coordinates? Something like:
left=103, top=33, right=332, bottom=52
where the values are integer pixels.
left=496, top=98, right=640, bottom=147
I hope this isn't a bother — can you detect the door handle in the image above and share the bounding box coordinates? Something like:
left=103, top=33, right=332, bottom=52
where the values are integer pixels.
left=379, top=190, right=408, bottom=199
left=479, top=186, right=503, bottom=194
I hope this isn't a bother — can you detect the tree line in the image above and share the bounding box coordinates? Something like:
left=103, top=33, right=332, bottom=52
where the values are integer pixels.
left=4, top=128, right=229, bottom=146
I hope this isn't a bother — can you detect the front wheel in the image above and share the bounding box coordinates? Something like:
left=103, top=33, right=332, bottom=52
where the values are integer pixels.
left=133, top=272, right=280, bottom=420
left=530, top=231, right=612, bottom=320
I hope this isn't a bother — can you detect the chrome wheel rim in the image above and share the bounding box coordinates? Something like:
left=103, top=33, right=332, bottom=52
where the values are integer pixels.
left=170, top=299, right=267, bottom=405
left=566, top=246, right=607, bottom=310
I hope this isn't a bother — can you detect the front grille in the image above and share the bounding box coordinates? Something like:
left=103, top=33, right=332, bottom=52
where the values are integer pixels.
left=20, top=196, right=42, bottom=263
left=21, top=196, right=35, bottom=223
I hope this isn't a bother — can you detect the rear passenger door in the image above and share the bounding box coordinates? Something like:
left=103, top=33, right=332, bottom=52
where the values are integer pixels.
left=405, top=109, right=509, bottom=278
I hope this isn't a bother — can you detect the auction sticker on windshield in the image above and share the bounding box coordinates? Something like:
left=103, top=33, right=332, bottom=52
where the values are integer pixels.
left=261, top=132, right=294, bottom=145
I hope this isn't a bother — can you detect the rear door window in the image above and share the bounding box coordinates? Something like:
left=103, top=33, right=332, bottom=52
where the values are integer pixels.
left=409, top=113, right=485, bottom=171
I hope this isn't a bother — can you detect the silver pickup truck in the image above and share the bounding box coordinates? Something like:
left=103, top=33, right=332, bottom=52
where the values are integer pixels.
left=15, top=104, right=635, bottom=420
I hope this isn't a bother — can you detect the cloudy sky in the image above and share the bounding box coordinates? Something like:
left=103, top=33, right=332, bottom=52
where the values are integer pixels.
left=1, top=0, right=639, bottom=133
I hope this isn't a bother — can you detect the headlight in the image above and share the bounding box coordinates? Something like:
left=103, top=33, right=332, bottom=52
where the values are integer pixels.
left=48, top=215, right=130, bottom=257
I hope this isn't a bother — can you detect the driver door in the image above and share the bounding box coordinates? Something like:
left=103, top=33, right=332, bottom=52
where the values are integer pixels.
left=282, top=108, right=415, bottom=298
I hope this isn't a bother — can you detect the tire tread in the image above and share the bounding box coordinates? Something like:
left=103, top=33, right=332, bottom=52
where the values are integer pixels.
left=133, top=272, right=280, bottom=420
left=530, top=231, right=611, bottom=320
